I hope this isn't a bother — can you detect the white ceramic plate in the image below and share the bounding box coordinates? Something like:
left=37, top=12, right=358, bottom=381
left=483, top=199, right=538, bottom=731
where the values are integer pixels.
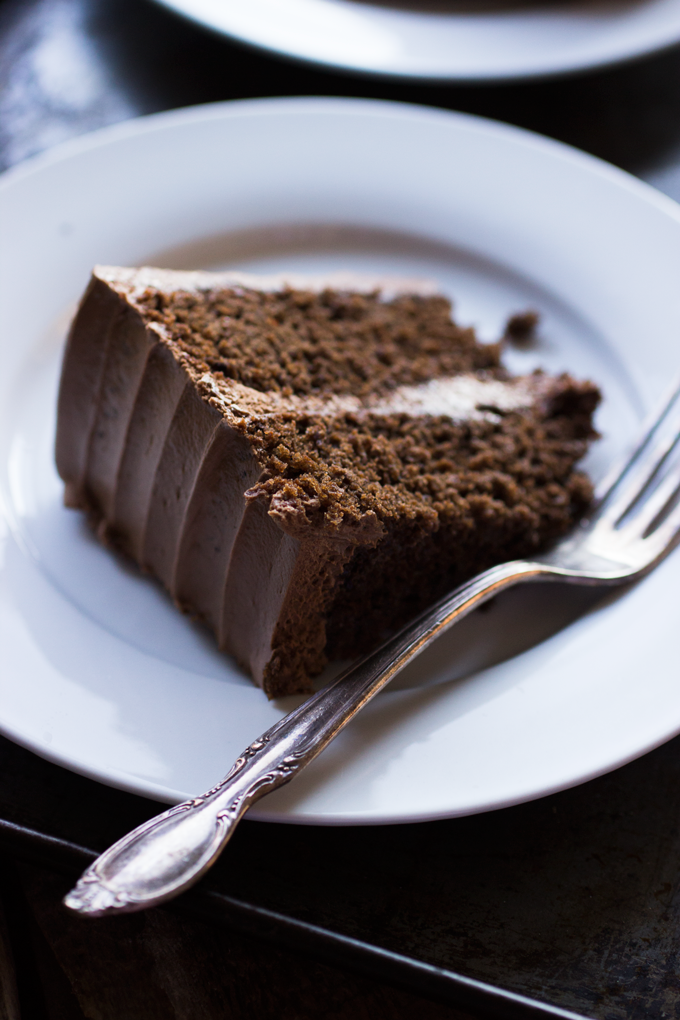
left=153, top=0, right=680, bottom=81
left=2, top=97, right=680, bottom=825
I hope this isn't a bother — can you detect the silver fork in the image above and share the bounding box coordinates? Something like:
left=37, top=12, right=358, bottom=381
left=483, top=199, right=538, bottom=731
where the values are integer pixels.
left=64, top=377, right=680, bottom=917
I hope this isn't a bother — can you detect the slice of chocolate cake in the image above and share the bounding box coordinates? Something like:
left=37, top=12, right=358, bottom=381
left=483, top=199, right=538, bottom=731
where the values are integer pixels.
left=56, top=266, right=599, bottom=697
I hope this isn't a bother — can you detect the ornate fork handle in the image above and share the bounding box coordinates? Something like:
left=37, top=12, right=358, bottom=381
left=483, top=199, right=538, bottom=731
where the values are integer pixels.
left=66, top=559, right=582, bottom=917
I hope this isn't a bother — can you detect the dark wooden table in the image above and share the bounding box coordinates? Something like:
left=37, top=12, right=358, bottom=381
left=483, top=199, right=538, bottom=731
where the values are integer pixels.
left=2, top=2, right=680, bottom=1017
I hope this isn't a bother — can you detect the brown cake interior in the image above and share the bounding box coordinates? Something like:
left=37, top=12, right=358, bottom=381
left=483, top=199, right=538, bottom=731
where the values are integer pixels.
left=56, top=267, right=599, bottom=697
left=135, top=286, right=500, bottom=397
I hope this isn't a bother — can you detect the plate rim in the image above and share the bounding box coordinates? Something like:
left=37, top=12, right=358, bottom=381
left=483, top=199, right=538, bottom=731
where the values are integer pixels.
left=2, top=94, right=679, bottom=225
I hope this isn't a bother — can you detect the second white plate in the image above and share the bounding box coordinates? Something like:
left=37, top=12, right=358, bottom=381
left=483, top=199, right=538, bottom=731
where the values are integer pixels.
left=153, top=0, right=680, bottom=81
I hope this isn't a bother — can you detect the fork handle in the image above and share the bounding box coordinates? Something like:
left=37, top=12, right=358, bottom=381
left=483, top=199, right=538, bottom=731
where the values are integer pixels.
left=64, top=559, right=554, bottom=917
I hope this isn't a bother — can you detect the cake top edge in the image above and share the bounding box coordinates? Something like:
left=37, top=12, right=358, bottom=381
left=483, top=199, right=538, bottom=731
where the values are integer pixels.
left=92, top=265, right=441, bottom=301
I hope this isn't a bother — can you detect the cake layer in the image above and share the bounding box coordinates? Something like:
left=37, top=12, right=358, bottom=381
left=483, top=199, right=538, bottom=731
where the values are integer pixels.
left=56, top=266, right=599, bottom=696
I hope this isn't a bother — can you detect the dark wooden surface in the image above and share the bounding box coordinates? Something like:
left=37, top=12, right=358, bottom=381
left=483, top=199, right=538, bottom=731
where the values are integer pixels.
left=6, top=728, right=680, bottom=1019
left=3, top=1, right=680, bottom=1017
left=1, top=855, right=482, bottom=1020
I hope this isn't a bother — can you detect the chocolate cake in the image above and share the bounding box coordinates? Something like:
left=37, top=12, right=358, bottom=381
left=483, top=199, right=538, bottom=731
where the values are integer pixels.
left=56, top=266, right=599, bottom=697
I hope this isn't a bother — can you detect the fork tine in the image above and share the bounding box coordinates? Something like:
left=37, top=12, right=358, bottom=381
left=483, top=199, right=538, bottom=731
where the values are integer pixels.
left=595, top=373, right=680, bottom=505
left=603, top=428, right=680, bottom=528
left=618, top=460, right=680, bottom=539
left=638, top=493, right=680, bottom=564
left=594, top=376, right=680, bottom=525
